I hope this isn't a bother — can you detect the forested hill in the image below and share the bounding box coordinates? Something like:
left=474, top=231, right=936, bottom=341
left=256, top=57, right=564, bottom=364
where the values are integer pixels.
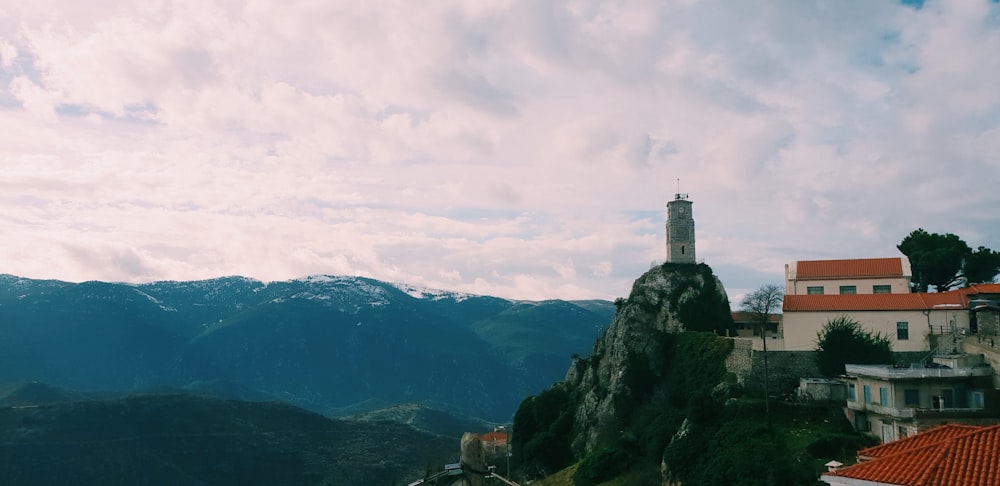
left=0, top=389, right=455, bottom=485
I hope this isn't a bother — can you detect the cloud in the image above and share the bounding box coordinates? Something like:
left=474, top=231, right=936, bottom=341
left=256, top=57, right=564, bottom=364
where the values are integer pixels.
left=0, top=0, right=998, bottom=301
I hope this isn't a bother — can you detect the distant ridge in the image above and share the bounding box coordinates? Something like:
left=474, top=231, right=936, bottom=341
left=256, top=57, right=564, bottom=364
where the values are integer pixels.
left=0, top=274, right=614, bottom=422
left=0, top=391, right=456, bottom=485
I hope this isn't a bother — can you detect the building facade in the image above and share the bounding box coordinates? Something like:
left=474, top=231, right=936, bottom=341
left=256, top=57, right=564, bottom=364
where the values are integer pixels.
left=780, top=257, right=980, bottom=352
left=843, top=356, right=999, bottom=443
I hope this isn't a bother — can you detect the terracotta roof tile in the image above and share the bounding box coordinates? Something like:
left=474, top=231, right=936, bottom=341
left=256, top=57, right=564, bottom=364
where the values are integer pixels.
left=480, top=431, right=508, bottom=443
left=822, top=424, right=1000, bottom=486
left=857, top=424, right=983, bottom=460
left=783, top=292, right=965, bottom=312
left=962, top=284, right=1000, bottom=296
left=795, top=258, right=905, bottom=279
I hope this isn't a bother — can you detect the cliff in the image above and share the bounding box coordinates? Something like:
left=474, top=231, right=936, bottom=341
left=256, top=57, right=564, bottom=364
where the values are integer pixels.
left=512, top=263, right=872, bottom=486
left=512, top=263, right=736, bottom=479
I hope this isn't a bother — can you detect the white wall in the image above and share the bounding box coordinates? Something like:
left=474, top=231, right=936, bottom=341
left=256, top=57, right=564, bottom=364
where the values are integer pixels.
left=782, top=309, right=970, bottom=352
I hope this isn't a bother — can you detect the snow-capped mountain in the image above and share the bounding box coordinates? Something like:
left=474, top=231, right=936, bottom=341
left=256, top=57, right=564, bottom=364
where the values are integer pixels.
left=0, top=274, right=613, bottom=421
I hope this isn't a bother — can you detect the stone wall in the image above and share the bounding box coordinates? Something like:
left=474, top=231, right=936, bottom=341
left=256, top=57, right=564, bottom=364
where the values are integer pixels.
left=732, top=347, right=931, bottom=397
left=724, top=338, right=754, bottom=383
left=962, top=337, right=1000, bottom=388
left=743, top=351, right=820, bottom=396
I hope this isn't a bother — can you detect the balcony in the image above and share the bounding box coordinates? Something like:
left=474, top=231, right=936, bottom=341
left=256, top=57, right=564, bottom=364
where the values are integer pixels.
left=845, top=364, right=993, bottom=380
left=847, top=400, right=984, bottom=419
left=846, top=400, right=914, bottom=419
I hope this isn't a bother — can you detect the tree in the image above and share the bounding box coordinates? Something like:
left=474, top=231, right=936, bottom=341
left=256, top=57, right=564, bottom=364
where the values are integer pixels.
left=964, top=246, right=1000, bottom=284
left=741, top=283, right=784, bottom=427
left=898, top=228, right=970, bottom=292
left=814, top=316, right=894, bottom=377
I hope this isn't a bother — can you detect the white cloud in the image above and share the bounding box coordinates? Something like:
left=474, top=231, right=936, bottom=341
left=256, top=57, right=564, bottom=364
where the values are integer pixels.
left=0, top=0, right=998, bottom=301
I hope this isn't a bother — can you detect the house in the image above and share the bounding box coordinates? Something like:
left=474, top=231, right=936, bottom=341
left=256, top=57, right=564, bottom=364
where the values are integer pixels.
left=783, top=291, right=969, bottom=352
left=731, top=311, right=781, bottom=344
left=820, top=423, right=1000, bottom=485
left=780, top=256, right=980, bottom=352
left=842, top=354, right=1000, bottom=443
left=965, top=283, right=1000, bottom=336
left=480, top=430, right=508, bottom=454
left=785, top=257, right=912, bottom=296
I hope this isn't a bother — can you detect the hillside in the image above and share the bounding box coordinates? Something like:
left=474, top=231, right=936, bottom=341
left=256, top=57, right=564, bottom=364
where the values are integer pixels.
left=510, top=263, right=875, bottom=485
left=0, top=274, right=613, bottom=422
left=0, top=391, right=456, bottom=485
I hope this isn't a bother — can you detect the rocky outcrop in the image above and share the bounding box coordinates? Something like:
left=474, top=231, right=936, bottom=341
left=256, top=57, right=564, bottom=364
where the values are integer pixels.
left=562, top=263, right=733, bottom=456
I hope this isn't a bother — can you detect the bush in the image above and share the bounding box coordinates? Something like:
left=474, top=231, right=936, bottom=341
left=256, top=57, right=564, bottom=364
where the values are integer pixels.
left=815, top=316, right=894, bottom=377
left=573, top=447, right=630, bottom=486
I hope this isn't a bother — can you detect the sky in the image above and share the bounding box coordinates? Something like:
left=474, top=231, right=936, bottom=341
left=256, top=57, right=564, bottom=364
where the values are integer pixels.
left=1, top=0, right=999, bottom=303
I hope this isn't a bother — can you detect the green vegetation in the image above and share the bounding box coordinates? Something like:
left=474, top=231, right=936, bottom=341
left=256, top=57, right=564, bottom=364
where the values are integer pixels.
left=0, top=392, right=456, bottom=485
left=515, top=332, right=875, bottom=485
left=815, top=316, right=894, bottom=377
left=898, top=228, right=1000, bottom=291
left=512, top=385, right=578, bottom=478
left=662, top=263, right=735, bottom=335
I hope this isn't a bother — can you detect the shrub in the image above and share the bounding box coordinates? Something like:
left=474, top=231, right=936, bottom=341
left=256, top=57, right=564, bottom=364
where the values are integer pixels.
left=573, top=447, right=630, bottom=486
left=815, top=316, right=894, bottom=377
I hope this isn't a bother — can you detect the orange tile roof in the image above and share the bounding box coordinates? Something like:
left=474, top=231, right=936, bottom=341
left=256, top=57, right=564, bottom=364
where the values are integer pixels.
left=857, top=424, right=984, bottom=461
left=822, top=424, right=1000, bottom=486
left=480, top=431, right=508, bottom=443
left=783, top=292, right=965, bottom=312
left=795, top=258, right=905, bottom=279
left=962, top=284, right=1000, bottom=296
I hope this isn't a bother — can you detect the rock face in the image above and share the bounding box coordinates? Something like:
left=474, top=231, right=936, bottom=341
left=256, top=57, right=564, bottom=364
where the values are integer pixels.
left=564, top=263, right=733, bottom=454
left=513, top=263, right=734, bottom=475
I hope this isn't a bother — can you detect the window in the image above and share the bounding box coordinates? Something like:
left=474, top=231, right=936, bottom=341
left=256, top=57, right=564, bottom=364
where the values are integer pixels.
left=879, top=387, right=889, bottom=406
left=897, top=322, right=909, bottom=340
left=848, top=384, right=856, bottom=401
left=839, top=285, right=857, bottom=294
left=904, top=388, right=919, bottom=407
left=807, top=286, right=824, bottom=295
left=972, top=392, right=985, bottom=409
left=873, top=285, right=891, bottom=294
left=863, top=385, right=872, bottom=404
left=898, top=426, right=908, bottom=439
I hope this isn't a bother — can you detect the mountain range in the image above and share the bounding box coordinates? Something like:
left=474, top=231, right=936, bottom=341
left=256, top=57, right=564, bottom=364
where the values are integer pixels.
left=0, top=274, right=613, bottom=422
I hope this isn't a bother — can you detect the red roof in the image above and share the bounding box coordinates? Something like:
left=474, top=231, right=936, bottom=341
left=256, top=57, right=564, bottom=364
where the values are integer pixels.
left=962, top=284, right=1000, bottom=296
left=857, top=424, right=984, bottom=461
left=795, top=258, right=905, bottom=279
left=823, top=424, right=1000, bottom=486
left=784, top=292, right=965, bottom=312
left=480, top=431, right=508, bottom=443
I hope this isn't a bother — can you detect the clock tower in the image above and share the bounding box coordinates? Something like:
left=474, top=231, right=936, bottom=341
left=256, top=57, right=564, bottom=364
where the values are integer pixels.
left=665, top=193, right=696, bottom=264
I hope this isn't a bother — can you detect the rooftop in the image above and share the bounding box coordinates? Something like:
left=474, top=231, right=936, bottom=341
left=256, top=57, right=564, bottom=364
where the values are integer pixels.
left=794, top=257, right=907, bottom=279
left=856, top=424, right=984, bottom=461
left=822, top=424, right=1000, bottom=486
left=783, top=292, right=965, bottom=312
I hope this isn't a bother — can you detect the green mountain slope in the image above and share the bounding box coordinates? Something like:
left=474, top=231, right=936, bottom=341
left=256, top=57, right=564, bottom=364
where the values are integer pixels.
left=0, top=392, right=456, bottom=486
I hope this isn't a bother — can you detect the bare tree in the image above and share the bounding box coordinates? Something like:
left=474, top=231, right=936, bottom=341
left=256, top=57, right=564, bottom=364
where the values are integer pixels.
left=741, top=283, right=784, bottom=428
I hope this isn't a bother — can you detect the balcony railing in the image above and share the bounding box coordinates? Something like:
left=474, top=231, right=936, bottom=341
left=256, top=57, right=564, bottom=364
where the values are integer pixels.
left=846, top=400, right=984, bottom=418
left=845, top=364, right=993, bottom=380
